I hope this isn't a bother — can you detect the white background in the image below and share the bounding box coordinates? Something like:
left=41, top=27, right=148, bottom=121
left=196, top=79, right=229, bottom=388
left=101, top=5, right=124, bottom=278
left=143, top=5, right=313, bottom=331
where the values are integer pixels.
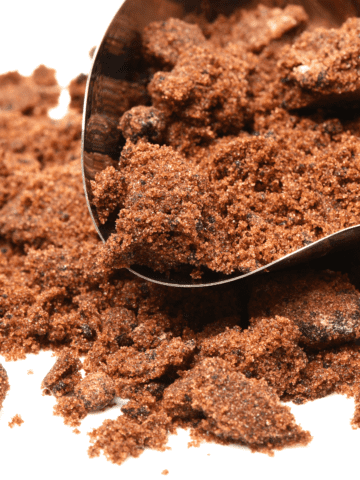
left=1, top=2, right=360, bottom=479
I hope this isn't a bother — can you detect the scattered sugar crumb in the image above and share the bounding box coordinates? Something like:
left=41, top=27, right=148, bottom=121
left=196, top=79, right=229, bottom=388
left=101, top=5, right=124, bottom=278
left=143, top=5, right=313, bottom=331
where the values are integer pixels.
left=8, top=414, right=24, bottom=428
left=161, top=470, right=169, bottom=475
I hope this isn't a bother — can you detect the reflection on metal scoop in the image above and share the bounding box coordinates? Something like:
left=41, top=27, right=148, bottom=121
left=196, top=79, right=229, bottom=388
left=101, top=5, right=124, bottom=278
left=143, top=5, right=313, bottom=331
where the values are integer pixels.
left=81, top=0, right=360, bottom=287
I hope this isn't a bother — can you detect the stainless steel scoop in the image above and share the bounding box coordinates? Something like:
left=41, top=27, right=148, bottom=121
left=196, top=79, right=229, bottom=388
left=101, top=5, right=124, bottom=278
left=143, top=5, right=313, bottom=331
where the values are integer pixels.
left=81, top=0, right=360, bottom=287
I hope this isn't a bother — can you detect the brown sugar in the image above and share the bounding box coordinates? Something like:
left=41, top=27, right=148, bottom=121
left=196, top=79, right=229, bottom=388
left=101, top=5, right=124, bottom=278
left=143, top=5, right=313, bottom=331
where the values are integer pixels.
left=105, top=337, right=196, bottom=389
left=283, top=344, right=360, bottom=404
left=0, top=67, right=59, bottom=116
left=198, top=316, right=307, bottom=397
left=249, top=270, right=360, bottom=348
left=208, top=4, right=308, bottom=52
left=161, top=470, right=169, bottom=475
left=74, top=372, right=115, bottom=412
left=95, top=108, right=360, bottom=275
left=4, top=0, right=360, bottom=469
left=42, top=350, right=82, bottom=397
left=91, top=9, right=360, bottom=277
left=88, top=410, right=172, bottom=465
left=142, top=18, right=206, bottom=68
left=148, top=44, right=251, bottom=136
left=119, top=106, right=166, bottom=144
left=68, top=73, right=87, bottom=112
left=53, top=395, right=88, bottom=427
left=32, top=65, right=57, bottom=87
left=8, top=414, right=24, bottom=428
left=0, top=363, right=9, bottom=411
left=162, top=357, right=311, bottom=454
left=93, top=140, right=226, bottom=274
left=279, top=18, right=360, bottom=109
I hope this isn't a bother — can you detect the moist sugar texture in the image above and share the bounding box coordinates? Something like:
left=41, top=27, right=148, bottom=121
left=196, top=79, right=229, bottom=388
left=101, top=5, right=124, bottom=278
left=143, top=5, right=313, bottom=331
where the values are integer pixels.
left=0, top=363, right=9, bottom=411
left=3, top=1, right=360, bottom=467
left=91, top=8, right=360, bottom=276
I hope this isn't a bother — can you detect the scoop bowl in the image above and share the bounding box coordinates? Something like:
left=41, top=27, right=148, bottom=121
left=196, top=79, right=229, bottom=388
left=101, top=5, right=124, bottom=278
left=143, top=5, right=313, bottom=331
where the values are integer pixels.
left=81, top=0, right=360, bottom=287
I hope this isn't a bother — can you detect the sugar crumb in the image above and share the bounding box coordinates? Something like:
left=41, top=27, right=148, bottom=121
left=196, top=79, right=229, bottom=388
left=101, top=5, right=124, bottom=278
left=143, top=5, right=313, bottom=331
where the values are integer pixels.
left=8, top=414, right=24, bottom=428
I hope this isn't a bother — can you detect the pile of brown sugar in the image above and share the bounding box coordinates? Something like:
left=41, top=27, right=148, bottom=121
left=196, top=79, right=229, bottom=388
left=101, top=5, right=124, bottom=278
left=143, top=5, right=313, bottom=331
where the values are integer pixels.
left=91, top=7, right=360, bottom=276
left=4, top=0, right=360, bottom=468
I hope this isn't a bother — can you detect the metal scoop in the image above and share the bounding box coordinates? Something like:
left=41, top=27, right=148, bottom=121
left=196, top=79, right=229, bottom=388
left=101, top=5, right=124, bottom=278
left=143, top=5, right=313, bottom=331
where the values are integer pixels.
left=81, top=0, right=360, bottom=287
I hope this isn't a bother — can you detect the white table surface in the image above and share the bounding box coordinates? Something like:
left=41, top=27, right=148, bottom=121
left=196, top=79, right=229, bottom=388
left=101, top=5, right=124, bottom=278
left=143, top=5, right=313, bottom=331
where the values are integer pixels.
left=1, top=2, right=360, bottom=479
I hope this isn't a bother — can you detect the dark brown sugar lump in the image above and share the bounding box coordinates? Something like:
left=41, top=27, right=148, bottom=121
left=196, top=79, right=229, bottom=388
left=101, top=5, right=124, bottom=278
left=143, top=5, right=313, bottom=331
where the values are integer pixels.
left=119, top=106, right=166, bottom=144
left=198, top=316, right=306, bottom=397
left=74, top=372, right=115, bottom=412
left=208, top=4, right=308, bottom=52
left=162, top=357, right=312, bottom=454
left=42, top=349, right=83, bottom=397
left=279, top=17, right=360, bottom=109
left=104, top=337, right=196, bottom=388
left=142, top=18, right=206, bottom=67
left=0, top=363, right=9, bottom=410
left=90, top=166, right=125, bottom=225
left=99, top=306, right=137, bottom=348
left=93, top=140, right=229, bottom=275
left=249, top=270, right=360, bottom=347
left=249, top=16, right=360, bottom=114
left=148, top=43, right=251, bottom=135
left=233, top=5, right=308, bottom=51
left=284, top=344, right=360, bottom=404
